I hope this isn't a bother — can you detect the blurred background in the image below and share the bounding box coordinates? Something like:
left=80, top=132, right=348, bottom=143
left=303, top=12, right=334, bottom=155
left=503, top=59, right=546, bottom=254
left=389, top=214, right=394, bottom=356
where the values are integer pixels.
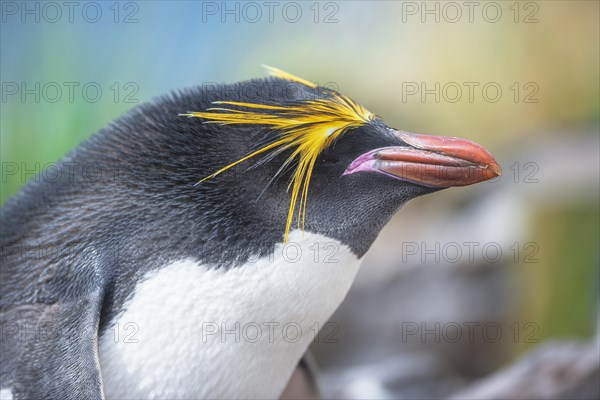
left=1, top=1, right=598, bottom=398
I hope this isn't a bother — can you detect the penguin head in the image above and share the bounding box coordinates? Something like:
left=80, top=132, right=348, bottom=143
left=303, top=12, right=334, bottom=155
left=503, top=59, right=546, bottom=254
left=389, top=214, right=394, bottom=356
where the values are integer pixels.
left=177, top=68, right=501, bottom=256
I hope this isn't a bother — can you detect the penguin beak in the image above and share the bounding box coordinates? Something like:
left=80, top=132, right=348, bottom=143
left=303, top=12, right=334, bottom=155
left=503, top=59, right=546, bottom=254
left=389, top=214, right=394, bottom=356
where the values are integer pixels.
left=343, top=131, right=501, bottom=187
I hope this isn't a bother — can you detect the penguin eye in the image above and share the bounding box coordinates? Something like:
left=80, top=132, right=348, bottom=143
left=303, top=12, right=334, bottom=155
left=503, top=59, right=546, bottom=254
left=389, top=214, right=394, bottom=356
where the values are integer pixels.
left=319, top=155, right=339, bottom=166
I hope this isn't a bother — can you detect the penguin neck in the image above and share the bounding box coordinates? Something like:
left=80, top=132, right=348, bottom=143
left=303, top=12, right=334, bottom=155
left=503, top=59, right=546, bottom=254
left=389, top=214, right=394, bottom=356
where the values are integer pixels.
left=98, top=230, right=362, bottom=399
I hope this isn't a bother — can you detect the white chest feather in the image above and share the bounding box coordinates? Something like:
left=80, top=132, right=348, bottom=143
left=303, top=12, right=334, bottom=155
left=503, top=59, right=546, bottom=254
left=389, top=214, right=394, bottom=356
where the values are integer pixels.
left=98, top=231, right=361, bottom=399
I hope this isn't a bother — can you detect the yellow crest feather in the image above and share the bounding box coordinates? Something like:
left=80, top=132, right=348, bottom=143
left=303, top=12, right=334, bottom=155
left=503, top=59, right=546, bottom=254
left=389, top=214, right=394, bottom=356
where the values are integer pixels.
left=181, top=69, right=374, bottom=242
left=262, top=64, right=317, bottom=88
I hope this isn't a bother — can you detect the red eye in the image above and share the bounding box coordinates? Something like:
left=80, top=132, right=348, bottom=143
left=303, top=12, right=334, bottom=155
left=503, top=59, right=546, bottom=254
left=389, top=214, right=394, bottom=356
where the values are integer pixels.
left=320, top=156, right=339, bottom=166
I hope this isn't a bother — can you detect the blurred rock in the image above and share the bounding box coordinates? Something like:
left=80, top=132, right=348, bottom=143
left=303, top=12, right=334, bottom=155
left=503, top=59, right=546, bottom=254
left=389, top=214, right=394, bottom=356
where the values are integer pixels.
left=450, top=339, right=600, bottom=400
left=319, top=352, right=465, bottom=400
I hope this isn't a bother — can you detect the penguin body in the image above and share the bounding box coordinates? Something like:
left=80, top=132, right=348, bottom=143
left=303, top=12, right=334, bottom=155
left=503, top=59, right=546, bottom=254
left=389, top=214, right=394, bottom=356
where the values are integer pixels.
left=99, top=231, right=359, bottom=399
left=0, top=71, right=500, bottom=399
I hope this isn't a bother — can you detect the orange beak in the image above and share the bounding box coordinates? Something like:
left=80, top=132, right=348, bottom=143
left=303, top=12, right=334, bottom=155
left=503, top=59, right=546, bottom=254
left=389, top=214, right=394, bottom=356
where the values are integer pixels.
left=344, top=131, right=501, bottom=187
